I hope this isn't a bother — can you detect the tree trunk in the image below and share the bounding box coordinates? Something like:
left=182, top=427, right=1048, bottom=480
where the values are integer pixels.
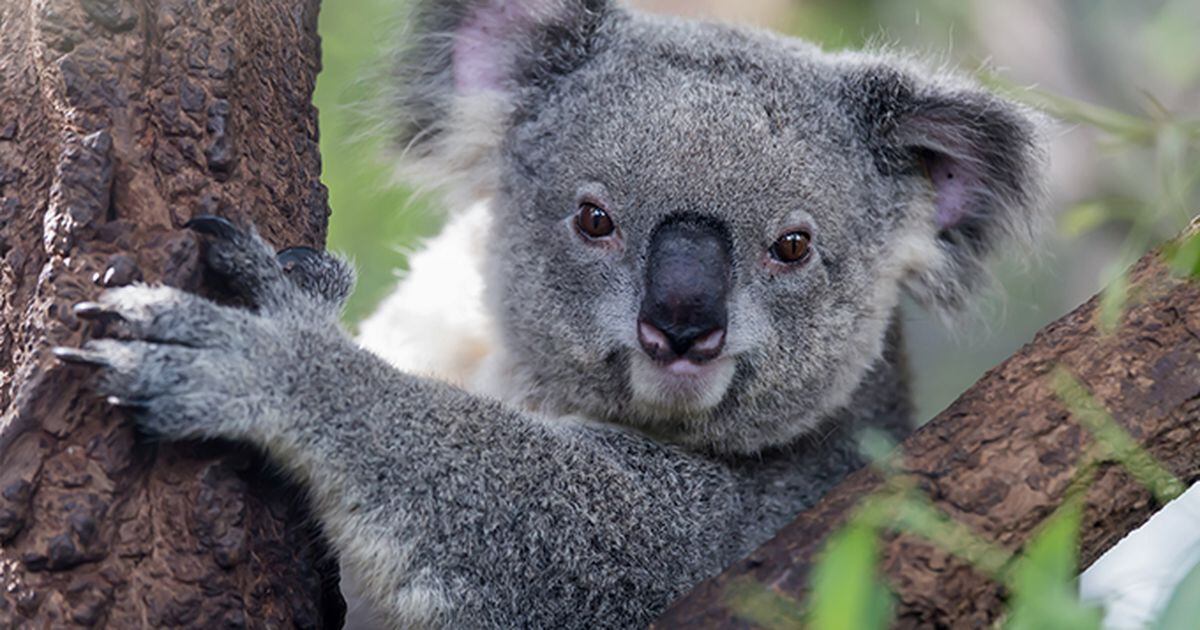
left=655, top=225, right=1200, bottom=628
left=0, top=0, right=343, bottom=627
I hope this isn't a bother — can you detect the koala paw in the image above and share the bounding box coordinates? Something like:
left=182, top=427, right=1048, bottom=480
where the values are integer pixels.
left=53, top=285, right=285, bottom=440
left=277, top=245, right=357, bottom=312
left=52, top=217, right=353, bottom=441
left=186, top=215, right=355, bottom=314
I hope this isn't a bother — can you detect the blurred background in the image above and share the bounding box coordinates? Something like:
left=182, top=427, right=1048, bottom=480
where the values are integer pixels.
left=314, top=0, right=1199, bottom=424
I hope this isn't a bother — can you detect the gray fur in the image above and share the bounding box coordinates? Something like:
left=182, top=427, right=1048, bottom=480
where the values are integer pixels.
left=60, top=2, right=1046, bottom=627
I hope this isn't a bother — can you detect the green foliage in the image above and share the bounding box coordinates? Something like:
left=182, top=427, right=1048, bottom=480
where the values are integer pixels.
left=315, top=0, right=441, bottom=326
left=1165, top=232, right=1200, bottom=278
left=725, top=521, right=893, bottom=630
left=782, top=0, right=875, bottom=49
left=988, top=2, right=1200, bottom=330
left=1058, top=201, right=1138, bottom=239
left=991, top=79, right=1200, bottom=331
left=807, top=521, right=894, bottom=630
left=1052, top=369, right=1186, bottom=504
left=1005, top=503, right=1103, bottom=630
left=1097, top=272, right=1129, bottom=332
left=857, top=430, right=1012, bottom=578
left=733, top=370, right=1187, bottom=630
left=726, top=578, right=807, bottom=630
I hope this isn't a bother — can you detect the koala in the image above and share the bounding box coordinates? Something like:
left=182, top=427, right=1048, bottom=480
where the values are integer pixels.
left=55, top=0, right=1047, bottom=627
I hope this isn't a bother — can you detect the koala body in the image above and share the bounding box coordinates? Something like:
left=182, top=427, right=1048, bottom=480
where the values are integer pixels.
left=58, top=1, right=1046, bottom=627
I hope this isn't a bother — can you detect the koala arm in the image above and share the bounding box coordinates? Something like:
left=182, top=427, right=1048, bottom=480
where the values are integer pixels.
left=292, top=342, right=747, bottom=628
left=55, top=219, right=752, bottom=629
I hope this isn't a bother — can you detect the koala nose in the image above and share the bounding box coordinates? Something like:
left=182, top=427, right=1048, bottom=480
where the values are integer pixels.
left=638, top=320, right=726, bottom=364
left=638, top=216, right=731, bottom=364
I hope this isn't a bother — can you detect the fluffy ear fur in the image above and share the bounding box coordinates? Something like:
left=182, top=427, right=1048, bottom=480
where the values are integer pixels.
left=391, top=0, right=613, bottom=202
left=840, top=56, right=1050, bottom=314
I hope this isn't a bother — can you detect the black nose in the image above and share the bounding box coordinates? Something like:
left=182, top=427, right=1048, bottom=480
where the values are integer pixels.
left=638, top=217, right=731, bottom=363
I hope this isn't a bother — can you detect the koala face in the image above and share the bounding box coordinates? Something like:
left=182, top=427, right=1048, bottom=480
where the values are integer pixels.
left=394, top=2, right=1046, bottom=453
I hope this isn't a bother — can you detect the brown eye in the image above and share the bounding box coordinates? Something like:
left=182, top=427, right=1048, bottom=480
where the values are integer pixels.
left=576, top=203, right=615, bottom=239
left=770, top=231, right=812, bottom=264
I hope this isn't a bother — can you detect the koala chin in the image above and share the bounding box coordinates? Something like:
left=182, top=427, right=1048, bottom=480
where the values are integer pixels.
left=627, top=352, right=738, bottom=415
left=58, top=0, right=1049, bottom=627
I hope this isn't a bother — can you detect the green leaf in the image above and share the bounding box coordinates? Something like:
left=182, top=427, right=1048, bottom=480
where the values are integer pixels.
left=865, top=493, right=1012, bottom=579
left=1005, top=504, right=1103, bottom=630
left=1053, top=369, right=1186, bottom=503
left=807, top=521, right=893, bottom=630
left=856, top=427, right=898, bottom=468
left=1098, top=271, right=1129, bottom=332
left=1154, top=558, right=1200, bottom=630
left=1165, top=232, right=1200, bottom=278
left=725, top=578, right=807, bottom=630
left=1059, top=202, right=1117, bottom=238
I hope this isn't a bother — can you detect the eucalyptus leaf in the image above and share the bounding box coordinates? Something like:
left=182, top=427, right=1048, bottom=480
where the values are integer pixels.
left=726, top=578, right=807, bottom=630
left=1166, top=232, right=1200, bottom=278
left=1059, top=202, right=1117, bottom=238
left=1005, top=505, right=1103, bottom=630
left=808, top=521, right=893, bottom=630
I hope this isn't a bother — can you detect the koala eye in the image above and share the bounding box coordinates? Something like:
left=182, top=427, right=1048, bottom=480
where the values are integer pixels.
left=769, top=231, right=812, bottom=264
left=576, top=203, right=616, bottom=240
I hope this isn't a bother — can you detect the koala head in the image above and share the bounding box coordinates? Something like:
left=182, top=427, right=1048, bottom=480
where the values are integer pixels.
left=393, top=0, right=1047, bottom=454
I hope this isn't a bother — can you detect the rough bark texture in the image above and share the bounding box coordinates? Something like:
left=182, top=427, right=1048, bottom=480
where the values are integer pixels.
left=0, top=0, right=343, bottom=627
left=656, top=230, right=1200, bottom=628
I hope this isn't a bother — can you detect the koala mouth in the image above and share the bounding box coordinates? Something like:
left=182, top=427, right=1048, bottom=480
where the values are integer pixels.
left=630, top=319, right=735, bottom=413
left=627, top=351, right=738, bottom=415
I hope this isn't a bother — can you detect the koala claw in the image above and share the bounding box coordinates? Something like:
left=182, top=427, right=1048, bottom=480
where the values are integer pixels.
left=277, top=246, right=322, bottom=269
left=73, top=301, right=126, bottom=324
left=186, top=215, right=296, bottom=311
left=53, top=291, right=282, bottom=442
left=184, top=214, right=241, bottom=240
left=184, top=217, right=354, bottom=314
left=52, top=346, right=111, bottom=367
left=49, top=220, right=349, bottom=443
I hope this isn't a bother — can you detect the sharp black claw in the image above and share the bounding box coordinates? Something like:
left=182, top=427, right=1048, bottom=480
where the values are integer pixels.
left=277, top=246, right=321, bottom=271
left=74, top=302, right=124, bottom=323
left=52, top=346, right=109, bottom=367
left=184, top=215, right=240, bottom=240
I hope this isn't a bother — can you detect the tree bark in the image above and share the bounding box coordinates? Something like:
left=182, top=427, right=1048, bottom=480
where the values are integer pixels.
left=0, top=0, right=343, bottom=627
left=655, top=225, right=1200, bottom=628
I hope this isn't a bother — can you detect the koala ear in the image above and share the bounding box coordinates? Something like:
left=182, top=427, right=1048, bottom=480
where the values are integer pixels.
left=841, top=58, right=1049, bottom=314
left=392, top=0, right=613, bottom=201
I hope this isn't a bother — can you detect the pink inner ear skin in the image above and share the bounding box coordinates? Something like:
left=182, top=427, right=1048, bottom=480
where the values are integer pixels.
left=453, top=0, right=558, bottom=92
left=928, top=157, right=976, bottom=230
